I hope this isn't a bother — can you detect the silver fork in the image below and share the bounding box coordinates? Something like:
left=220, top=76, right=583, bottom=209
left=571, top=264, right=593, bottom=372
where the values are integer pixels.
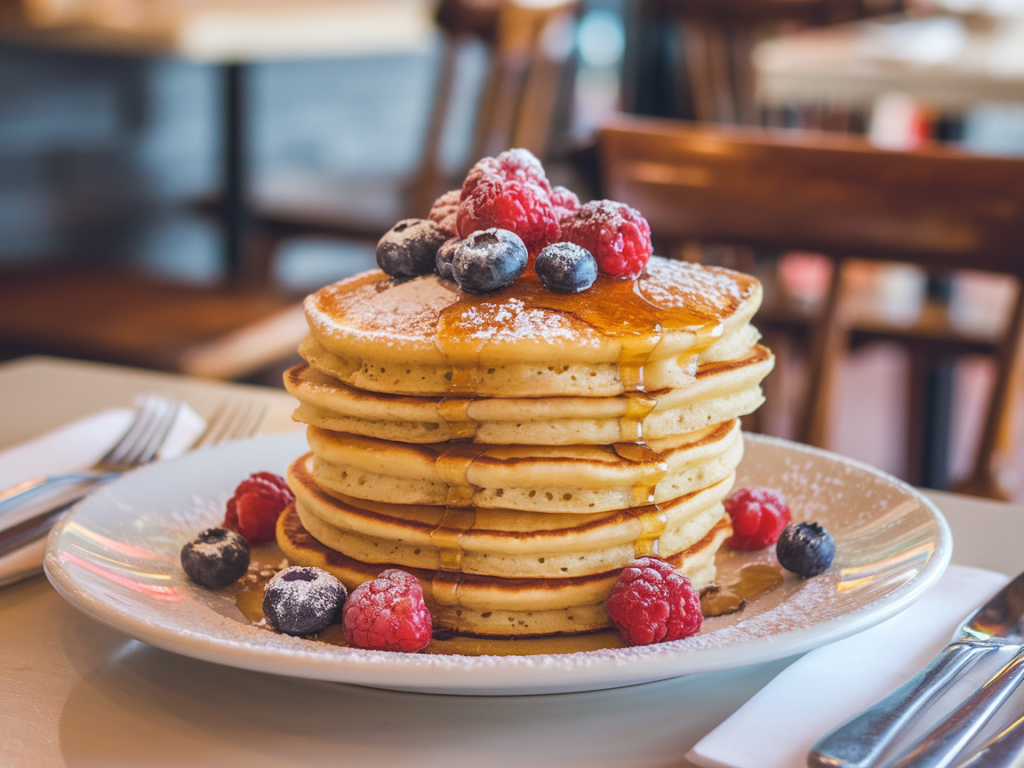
left=0, top=397, right=266, bottom=559
left=0, top=393, right=181, bottom=516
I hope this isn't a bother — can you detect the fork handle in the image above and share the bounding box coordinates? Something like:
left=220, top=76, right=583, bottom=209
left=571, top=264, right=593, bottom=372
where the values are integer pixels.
left=0, top=471, right=115, bottom=516
left=808, top=640, right=998, bottom=768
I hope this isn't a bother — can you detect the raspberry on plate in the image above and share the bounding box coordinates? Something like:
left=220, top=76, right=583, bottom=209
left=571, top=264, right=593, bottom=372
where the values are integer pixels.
left=457, top=149, right=560, bottom=253
left=560, top=199, right=652, bottom=279
left=342, top=569, right=433, bottom=652
left=223, top=471, right=295, bottom=545
left=724, top=486, right=792, bottom=551
left=605, top=557, right=702, bottom=646
left=428, top=189, right=461, bottom=236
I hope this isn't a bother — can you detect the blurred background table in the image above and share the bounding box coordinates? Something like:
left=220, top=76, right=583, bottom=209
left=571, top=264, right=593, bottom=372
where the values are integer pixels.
left=754, top=6, right=1024, bottom=115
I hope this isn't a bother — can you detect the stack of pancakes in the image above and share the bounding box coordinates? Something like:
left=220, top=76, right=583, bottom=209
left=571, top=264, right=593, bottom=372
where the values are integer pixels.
left=279, top=255, right=773, bottom=651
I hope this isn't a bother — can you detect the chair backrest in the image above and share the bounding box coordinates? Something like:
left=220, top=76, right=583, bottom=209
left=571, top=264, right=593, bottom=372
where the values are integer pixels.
left=411, top=0, right=579, bottom=214
left=598, top=114, right=1024, bottom=496
left=599, top=115, right=1024, bottom=276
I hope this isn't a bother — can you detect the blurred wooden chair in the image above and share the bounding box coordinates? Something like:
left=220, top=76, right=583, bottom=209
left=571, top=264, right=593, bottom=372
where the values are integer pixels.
left=246, top=0, right=580, bottom=283
left=623, top=0, right=904, bottom=125
left=0, top=265, right=308, bottom=380
left=598, top=114, right=1024, bottom=498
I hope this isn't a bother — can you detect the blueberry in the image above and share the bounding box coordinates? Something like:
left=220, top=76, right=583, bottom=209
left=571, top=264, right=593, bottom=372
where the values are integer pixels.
left=181, top=527, right=250, bottom=589
left=376, top=218, right=450, bottom=278
left=436, top=236, right=461, bottom=281
left=262, top=566, right=347, bottom=636
left=451, top=228, right=527, bottom=294
left=535, top=242, right=598, bottom=294
left=776, top=522, right=835, bottom=577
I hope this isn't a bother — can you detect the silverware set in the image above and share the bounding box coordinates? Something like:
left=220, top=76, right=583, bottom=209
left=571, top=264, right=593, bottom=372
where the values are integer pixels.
left=0, top=394, right=267, bottom=560
left=811, top=571, right=1024, bottom=768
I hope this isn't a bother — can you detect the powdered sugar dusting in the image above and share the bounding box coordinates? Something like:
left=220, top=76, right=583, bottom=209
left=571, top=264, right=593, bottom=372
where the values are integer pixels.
left=641, top=258, right=754, bottom=315
left=455, top=298, right=594, bottom=346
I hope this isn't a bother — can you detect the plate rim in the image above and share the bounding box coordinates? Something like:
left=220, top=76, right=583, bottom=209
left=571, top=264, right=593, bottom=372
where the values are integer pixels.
left=44, top=431, right=951, bottom=695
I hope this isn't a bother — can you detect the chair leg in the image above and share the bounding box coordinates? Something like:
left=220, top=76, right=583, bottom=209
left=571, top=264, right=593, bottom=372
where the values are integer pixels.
left=953, top=278, right=1024, bottom=500
left=798, top=258, right=848, bottom=448
left=410, top=33, right=463, bottom=218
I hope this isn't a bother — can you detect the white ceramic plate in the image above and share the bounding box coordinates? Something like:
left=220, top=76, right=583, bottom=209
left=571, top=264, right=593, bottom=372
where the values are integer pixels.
left=45, top=432, right=950, bottom=696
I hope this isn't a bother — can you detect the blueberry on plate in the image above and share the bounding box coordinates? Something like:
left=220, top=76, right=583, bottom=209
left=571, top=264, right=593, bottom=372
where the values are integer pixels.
left=452, top=228, right=527, bottom=294
left=181, top=527, right=250, bottom=589
left=376, top=218, right=450, bottom=278
left=262, top=566, right=347, bottom=636
left=776, top=522, right=835, bottom=577
left=435, top=236, right=461, bottom=281
left=535, top=242, right=598, bottom=294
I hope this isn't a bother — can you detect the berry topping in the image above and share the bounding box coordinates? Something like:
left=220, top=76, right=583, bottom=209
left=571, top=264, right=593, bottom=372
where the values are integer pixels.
left=342, top=569, right=432, bottom=652
left=724, top=486, right=792, bottom=551
left=606, top=557, right=702, bottom=646
left=535, top=242, right=598, bottom=294
left=457, top=149, right=560, bottom=252
left=560, top=200, right=652, bottom=279
left=451, top=228, right=528, bottom=295
left=262, top=566, right=347, bottom=636
left=550, top=185, right=580, bottom=223
left=427, top=189, right=461, bottom=236
left=376, top=218, right=451, bottom=278
left=463, top=147, right=553, bottom=196
left=223, top=471, right=295, bottom=545
left=181, top=527, right=250, bottom=589
left=435, top=236, right=461, bottom=281
left=776, top=522, right=836, bottom=577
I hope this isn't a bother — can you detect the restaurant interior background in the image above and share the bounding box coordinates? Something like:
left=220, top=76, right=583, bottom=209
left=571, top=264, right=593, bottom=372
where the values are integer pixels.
left=1, top=0, right=1023, bottom=499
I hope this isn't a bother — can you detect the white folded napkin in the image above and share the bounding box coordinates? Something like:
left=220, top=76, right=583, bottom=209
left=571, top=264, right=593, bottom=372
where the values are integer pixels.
left=0, top=403, right=205, bottom=587
left=687, top=565, right=1010, bottom=768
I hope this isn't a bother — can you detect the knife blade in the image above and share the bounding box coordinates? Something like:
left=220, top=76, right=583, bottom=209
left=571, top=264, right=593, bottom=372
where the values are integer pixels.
left=809, top=569, right=1024, bottom=768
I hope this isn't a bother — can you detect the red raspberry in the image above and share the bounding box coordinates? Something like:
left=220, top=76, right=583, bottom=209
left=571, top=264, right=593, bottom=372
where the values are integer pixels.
left=550, top=185, right=580, bottom=223
left=463, top=148, right=553, bottom=196
left=724, top=486, right=792, bottom=550
left=342, top=569, right=433, bottom=652
left=427, top=189, right=460, bottom=236
left=605, top=557, right=702, bottom=646
left=223, top=471, right=294, bottom=544
left=560, top=200, right=652, bottom=279
left=457, top=149, right=560, bottom=253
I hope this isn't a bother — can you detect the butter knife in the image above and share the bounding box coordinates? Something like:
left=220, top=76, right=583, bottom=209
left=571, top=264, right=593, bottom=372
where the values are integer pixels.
left=809, top=570, right=1024, bottom=768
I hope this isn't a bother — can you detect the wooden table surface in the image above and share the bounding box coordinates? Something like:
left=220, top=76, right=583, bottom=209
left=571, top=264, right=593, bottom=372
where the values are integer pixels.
left=1, top=0, right=435, bottom=63
left=1, top=355, right=1022, bottom=768
left=754, top=12, right=1024, bottom=110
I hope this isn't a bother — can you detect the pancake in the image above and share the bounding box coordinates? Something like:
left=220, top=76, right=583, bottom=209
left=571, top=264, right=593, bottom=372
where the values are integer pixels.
left=285, top=345, right=772, bottom=445
left=302, top=256, right=763, bottom=397
left=277, top=252, right=772, bottom=648
left=305, top=419, right=743, bottom=513
left=288, top=452, right=734, bottom=578
left=277, top=502, right=731, bottom=637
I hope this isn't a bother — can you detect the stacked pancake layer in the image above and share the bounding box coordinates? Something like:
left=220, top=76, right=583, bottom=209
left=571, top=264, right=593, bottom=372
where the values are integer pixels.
left=280, top=256, right=774, bottom=643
